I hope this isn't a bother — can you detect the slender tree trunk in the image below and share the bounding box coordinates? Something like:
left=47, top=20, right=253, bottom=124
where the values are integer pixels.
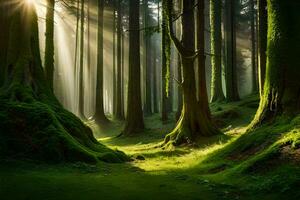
left=175, top=0, right=182, bottom=120
left=115, top=0, right=124, bottom=120
left=210, top=0, right=225, bottom=103
left=121, top=30, right=125, bottom=118
left=79, top=0, right=86, bottom=119
left=112, top=1, right=117, bottom=117
left=197, top=0, right=210, bottom=118
left=224, top=0, right=239, bottom=101
left=250, top=0, right=300, bottom=127
left=44, top=0, right=55, bottom=91
left=153, top=40, right=159, bottom=113
left=161, top=0, right=171, bottom=122
left=95, top=0, right=109, bottom=123
left=123, top=0, right=144, bottom=135
left=258, top=0, right=267, bottom=97
left=164, top=0, right=219, bottom=146
left=250, top=0, right=258, bottom=93
left=143, top=0, right=152, bottom=115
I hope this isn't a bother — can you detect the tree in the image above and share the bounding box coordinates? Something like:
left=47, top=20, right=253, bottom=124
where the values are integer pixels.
left=197, top=0, right=210, bottom=118
left=164, top=0, right=219, bottom=146
left=122, top=0, right=145, bottom=135
left=161, top=0, right=171, bottom=122
left=250, top=0, right=300, bottom=127
left=44, top=0, right=55, bottom=91
left=210, top=0, right=225, bottom=103
left=250, top=0, right=258, bottom=93
left=224, top=0, right=239, bottom=101
left=95, top=0, right=109, bottom=123
left=257, top=0, right=267, bottom=97
left=0, top=0, right=126, bottom=163
left=78, top=0, right=86, bottom=119
left=115, top=0, right=124, bottom=120
left=143, top=0, right=153, bottom=115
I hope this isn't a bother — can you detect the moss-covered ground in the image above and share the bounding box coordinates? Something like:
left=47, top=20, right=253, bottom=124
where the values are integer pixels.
left=1, top=95, right=300, bottom=200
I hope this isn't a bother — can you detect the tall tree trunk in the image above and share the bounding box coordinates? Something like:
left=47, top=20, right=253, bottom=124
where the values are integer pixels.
left=115, top=0, right=124, bottom=120
left=112, top=1, right=117, bottom=117
left=210, top=0, right=225, bottom=103
left=161, top=0, right=171, bottom=122
left=250, top=0, right=258, bottom=93
left=79, top=0, right=86, bottom=119
left=250, top=0, right=300, bottom=128
left=258, top=0, right=267, bottom=98
left=143, top=0, right=152, bottom=115
left=123, top=0, right=144, bottom=135
left=153, top=39, right=159, bottom=113
left=95, top=0, right=109, bottom=123
left=44, top=0, right=55, bottom=91
left=164, top=0, right=219, bottom=146
left=175, top=0, right=182, bottom=120
left=224, top=0, right=239, bottom=101
left=197, top=0, right=210, bottom=117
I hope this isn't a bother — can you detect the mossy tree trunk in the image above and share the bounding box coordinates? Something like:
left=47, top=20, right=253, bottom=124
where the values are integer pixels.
left=250, top=0, right=300, bottom=128
left=0, top=0, right=127, bottom=163
left=95, top=0, right=109, bottom=123
left=122, top=0, right=145, bottom=136
left=258, top=0, right=267, bottom=98
left=209, top=0, right=225, bottom=103
left=224, top=0, right=239, bottom=102
left=164, top=0, right=219, bottom=146
left=161, top=0, right=170, bottom=122
left=44, top=0, right=55, bottom=91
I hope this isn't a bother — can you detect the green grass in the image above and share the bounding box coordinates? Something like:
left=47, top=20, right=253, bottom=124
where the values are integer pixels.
left=1, top=95, right=300, bottom=200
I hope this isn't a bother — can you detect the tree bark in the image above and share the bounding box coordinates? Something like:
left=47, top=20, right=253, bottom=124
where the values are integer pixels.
left=123, top=0, right=145, bottom=135
left=115, top=0, right=124, bottom=120
left=224, top=0, right=239, bottom=101
left=95, top=0, right=109, bottom=123
left=210, top=0, right=225, bottom=103
left=161, top=0, right=171, bottom=122
left=250, top=0, right=258, bottom=93
left=78, top=0, right=86, bottom=119
left=258, top=0, right=267, bottom=97
left=250, top=0, right=300, bottom=128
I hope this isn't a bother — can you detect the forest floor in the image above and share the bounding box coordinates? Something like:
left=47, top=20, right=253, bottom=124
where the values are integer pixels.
left=1, top=95, right=300, bottom=200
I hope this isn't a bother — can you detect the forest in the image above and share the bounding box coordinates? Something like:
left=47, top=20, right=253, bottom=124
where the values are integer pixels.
left=0, top=0, right=300, bottom=199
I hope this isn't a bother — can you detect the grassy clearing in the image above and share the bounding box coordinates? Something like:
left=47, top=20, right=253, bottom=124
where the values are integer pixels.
left=1, top=95, right=300, bottom=199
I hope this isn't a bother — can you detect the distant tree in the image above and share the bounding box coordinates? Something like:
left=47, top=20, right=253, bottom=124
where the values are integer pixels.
left=210, top=0, right=225, bottom=103
left=78, top=0, right=86, bottom=119
left=95, top=0, right=109, bottom=123
left=161, top=0, right=171, bottom=122
left=115, top=0, right=124, bottom=120
left=250, top=0, right=258, bottom=93
left=122, top=0, right=145, bottom=135
left=143, top=0, right=153, bottom=115
left=224, top=0, right=239, bottom=101
left=44, top=0, right=55, bottom=91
